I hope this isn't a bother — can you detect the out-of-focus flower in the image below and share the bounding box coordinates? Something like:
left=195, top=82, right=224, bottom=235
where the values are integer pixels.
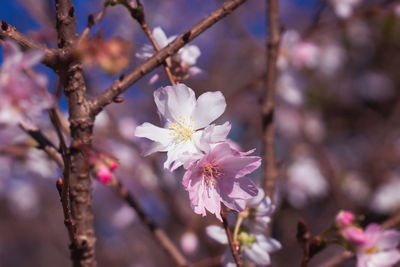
left=183, top=143, right=259, bottom=221
left=244, top=188, right=275, bottom=233
left=7, top=180, right=39, bottom=218
left=206, top=223, right=281, bottom=266
left=341, top=171, right=370, bottom=205
left=318, top=43, right=345, bottom=75
left=135, top=83, right=229, bottom=171
left=0, top=40, right=52, bottom=125
left=331, top=0, right=361, bottom=18
left=76, top=36, right=132, bottom=75
left=286, top=156, right=329, bottom=208
left=342, top=226, right=367, bottom=245
left=371, top=176, right=400, bottom=214
left=111, top=205, right=137, bottom=229
left=136, top=27, right=203, bottom=83
left=336, top=210, right=355, bottom=227
left=356, top=224, right=400, bottom=267
left=180, top=231, right=199, bottom=254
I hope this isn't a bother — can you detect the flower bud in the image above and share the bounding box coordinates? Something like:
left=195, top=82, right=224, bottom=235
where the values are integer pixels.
left=342, top=226, right=367, bottom=245
left=96, top=165, right=113, bottom=184
left=336, top=210, right=355, bottom=227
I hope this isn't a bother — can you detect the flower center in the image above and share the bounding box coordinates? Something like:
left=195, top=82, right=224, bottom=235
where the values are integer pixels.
left=365, top=246, right=378, bottom=254
left=168, top=116, right=194, bottom=142
left=238, top=232, right=256, bottom=249
left=202, top=160, right=223, bottom=186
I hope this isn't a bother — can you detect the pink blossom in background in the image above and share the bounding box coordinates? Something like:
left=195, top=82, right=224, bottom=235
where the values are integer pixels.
left=0, top=40, right=53, bottom=125
left=182, top=142, right=259, bottom=221
left=336, top=210, right=355, bottom=227
left=331, top=0, right=361, bottom=18
left=136, top=27, right=203, bottom=83
left=135, top=83, right=229, bottom=171
left=356, top=224, right=400, bottom=267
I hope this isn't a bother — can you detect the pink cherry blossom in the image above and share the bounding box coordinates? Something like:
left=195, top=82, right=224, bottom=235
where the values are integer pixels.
left=356, top=224, right=400, bottom=267
left=336, top=210, right=355, bottom=227
left=135, top=83, right=230, bottom=171
left=182, top=142, right=259, bottom=221
left=0, top=40, right=53, bottom=125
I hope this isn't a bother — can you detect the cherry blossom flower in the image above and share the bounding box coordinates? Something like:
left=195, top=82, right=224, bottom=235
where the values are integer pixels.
left=136, top=27, right=203, bottom=83
left=244, top=188, right=276, bottom=233
left=182, top=142, right=259, bottom=221
left=135, top=83, right=230, bottom=171
left=356, top=224, right=400, bottom=267
left=0, top=40, right=52, bottom=125
left=206, top=224, right=281, bottom=266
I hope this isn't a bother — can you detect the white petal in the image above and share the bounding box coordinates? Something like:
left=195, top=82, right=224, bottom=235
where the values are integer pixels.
left=154, top=84, right=196, bottom=122
left=180, top=45, right=201, bottom=65
left=134, top=122, right=172, bottom=145
left=243, top=244, right=271, bottom=265
left=205, top=225, right=228, bottom=244
left=192, top=91, right=226, bottom=129
left=152, top=27, right=169, bottom=48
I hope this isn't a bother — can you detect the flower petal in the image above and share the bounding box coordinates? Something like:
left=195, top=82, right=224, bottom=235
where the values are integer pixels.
left=205, top=225, right=228, bottom=244
left=192, top=91, right=226, bottom=130
left=134, top=122, right=172, bottom=145
left=152, top=27, right=169, bottom=48
left=154, top=84, right=196, bottom=122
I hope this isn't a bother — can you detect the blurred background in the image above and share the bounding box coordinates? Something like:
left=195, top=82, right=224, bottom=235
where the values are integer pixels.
left=0, top=0, right=399, bottom=266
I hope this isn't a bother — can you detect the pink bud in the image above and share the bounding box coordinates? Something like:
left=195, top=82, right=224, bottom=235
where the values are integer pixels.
left=342, top=227, right=367, bottom=245
left=110, top=161, right=118, bottom=171
left=336, top=210, right=355, bottom=227
left=96, top=165, right=113, bottom=184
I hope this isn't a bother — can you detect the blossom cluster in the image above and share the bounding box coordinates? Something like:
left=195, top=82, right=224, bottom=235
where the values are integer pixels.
left=135, top=83, right=260, bottom=220
left=0, top=40, right=53, bottom=126
left=136, top=27, right=203, bottom=84
left=206, top=189, right=282, bottom=266
left=335, top=210, right=400, bottom=267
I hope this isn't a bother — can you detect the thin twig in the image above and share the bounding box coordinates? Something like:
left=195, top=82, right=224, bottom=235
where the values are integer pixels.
left=78, top=3, right=108, bottom=43
left=19, top=121, right=64, bottom=168
left=49, top=109, right=77, bottom=247
left=262, top=0, right=281, bottom=197
left=109, top=179, right=189, bottom=266
left=220, top=208, right=242, bottom=267
left=0, top=20, right=59, bottom=69
left=89, top=0, right=248, bottom=115
left=118, top=0, right=176, bottom=85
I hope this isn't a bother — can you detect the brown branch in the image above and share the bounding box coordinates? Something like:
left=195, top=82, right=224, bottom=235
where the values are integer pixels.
left=297, top=220, right=311, bottom=267
left=89, top=0, right=248, bottom=115
left=49, top=109, right=77, bottom=248
left=118, top=0, right=176, bottom=85
left=78, top=4, right=108, bottom=43
left=0, top=20, right=59, bottom=69
left=19, top=121, right=64, bottom=168
left=220, top=208, right=243, bottom=267
left=319, top=212, right=400, bottom=267
left=109, top=179, right=189, bottom=266
left=55, top=0, right=96, bottom=266
left=262, top=0, right=280, bottom=197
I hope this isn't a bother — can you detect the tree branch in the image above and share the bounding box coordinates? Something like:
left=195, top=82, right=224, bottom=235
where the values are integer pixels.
left=0, top=20, right=59, bottom=69
left=89, top=0, right=248, bottom=115
left=262, top=0, right=280, bottom=197
left=110, top=179, right=189, bottom=266
left=220, top=208, right=243, bottom=267
left=55, top=0, right=96, bottom=266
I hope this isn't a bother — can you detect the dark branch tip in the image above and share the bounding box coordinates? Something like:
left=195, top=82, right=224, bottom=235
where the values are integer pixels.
left=182, top=31, right=191, bottom=42
left=1, top=20, right=8, bottom=31
left=87, top=14, right=95, bottom=28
